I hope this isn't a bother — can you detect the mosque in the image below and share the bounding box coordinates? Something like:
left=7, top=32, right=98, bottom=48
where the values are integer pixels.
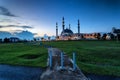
left=56, top=17, right=97, bottom=40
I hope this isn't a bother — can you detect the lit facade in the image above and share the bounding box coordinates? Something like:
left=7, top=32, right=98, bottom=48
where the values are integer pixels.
left=56, top=17, right=97, bottom=40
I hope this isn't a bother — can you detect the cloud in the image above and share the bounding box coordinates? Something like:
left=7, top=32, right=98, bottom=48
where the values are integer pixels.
left=0, top=6, right=16, bottom=17
left=0, top=19, right=12, bottom=22
left=0, top=25, right=4, bottom=28
left=0, top=25, right=33, bottom=29
left=20, top=26, right=33, bottom=29
left=33, top=33, right=38, bottom=35
left=0, top=30, right=34, bottom=40
left=10, top=30, right=23, bottom=32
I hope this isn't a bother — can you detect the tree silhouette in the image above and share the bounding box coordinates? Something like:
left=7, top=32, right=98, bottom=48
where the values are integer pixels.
left=4, top=38, right=10, bottom=43
left=56, top=36, right=59, bottom=40
left=102, top=33, right=107, bottom=40
left=48, top=37, right=51, bottom=41
left=97, top=33, right=101, bottom=40
left=108, top=33, right=115, bottom=40
left=41, top=37, right=44, bottom=41
left=112, top=27, right=120, bottom=41
left=34, top=38, right=36, bottom=41
left=0, top=39, right=2, bottom=43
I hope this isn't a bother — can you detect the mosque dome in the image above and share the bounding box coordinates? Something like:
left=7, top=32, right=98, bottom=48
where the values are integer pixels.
left=61, top=29, right=73, bottom=36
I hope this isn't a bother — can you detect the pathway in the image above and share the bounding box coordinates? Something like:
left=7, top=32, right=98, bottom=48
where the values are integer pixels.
left=40, top=48, right=89, bottom=80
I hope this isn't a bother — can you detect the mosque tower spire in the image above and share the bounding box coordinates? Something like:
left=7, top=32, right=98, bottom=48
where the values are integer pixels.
left=56, top=22, right=58, bottom=37
left=69, top=24, right=71, bottom=30
left=62, top=17, right=65, bottom=31
left=78, top=19, right=80, bottom=34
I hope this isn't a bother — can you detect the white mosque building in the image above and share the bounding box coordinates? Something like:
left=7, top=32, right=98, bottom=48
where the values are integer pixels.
left=56, top=17, right=97, bottom=40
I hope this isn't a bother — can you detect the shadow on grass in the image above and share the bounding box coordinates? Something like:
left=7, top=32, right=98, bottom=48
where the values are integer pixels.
left=18, top=54, right=43, bottom=59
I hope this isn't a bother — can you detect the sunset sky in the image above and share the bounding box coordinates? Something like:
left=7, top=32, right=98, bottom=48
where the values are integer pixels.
left=0, top=0, right=120, bottom=36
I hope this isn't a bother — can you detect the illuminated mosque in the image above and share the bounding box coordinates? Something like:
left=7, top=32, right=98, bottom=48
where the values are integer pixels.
left=56, top=17, right=97, bottom=40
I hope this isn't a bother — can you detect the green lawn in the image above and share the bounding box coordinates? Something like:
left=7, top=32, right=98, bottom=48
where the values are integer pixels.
left=0, top=43, right=47, bottom=67
left=43, top=41, right=120, bottom=77
left=0, top=41, right=120, bottom=77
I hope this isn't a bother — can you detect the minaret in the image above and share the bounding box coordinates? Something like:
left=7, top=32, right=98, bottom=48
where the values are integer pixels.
left=56, top=22, right=58, bottom=37
left=62, top=17, right=65, bottom=31
left=78, top=19, right=80, bottom=35
left=69, top=24, right=71, bottom=30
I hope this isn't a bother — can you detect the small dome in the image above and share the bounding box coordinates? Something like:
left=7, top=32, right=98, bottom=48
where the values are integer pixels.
left=61, top=29, right=73, bottom=36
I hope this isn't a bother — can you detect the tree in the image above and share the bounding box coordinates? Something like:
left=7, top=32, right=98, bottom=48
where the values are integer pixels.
left=117, top=34, right=120, bottom=40
left=0, top=39, right=2, bottom=43
left=34, top=38, right=36, bottom=41
left=4, top=38, right=10, bottom=43
left=56, top=36, right=59, bottom=40
left=94, top=33, right=97, bottom=38
left=108, top=33, right=115, bottom=40
left=112, top=27, right=120, bottom=41
left=97, top=33, right=101, bottom=40
left=41, top=37, right=44, bottom=41
left=102, top=33, right=107, bottom=40
left=111, top=33, right=114, bottom=40
left=48, top=37, right=51, bottom=41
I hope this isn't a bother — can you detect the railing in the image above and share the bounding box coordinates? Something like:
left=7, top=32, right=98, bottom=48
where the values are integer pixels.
left=48, top=51, right=77, bottom=71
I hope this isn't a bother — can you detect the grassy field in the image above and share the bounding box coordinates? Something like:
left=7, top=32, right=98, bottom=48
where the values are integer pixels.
left=0, top=43, right=47, bottom=67
left=0, top=41, right=120, bottom=77
left=43, top=41, right=120, bottom=77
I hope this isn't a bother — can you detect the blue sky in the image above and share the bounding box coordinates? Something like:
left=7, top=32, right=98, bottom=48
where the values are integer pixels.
left=0, top=0, right=120, bottom=36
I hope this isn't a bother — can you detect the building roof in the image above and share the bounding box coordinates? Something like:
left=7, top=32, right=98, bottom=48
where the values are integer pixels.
left=61, top=29, right=73, bottom=36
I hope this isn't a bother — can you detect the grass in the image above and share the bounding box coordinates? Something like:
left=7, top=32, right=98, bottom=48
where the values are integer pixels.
left=0, top=41, right=120, bottom=77
left=43, top=40, right=120, bottom=77
left=0, top=43, right=47, bottom=67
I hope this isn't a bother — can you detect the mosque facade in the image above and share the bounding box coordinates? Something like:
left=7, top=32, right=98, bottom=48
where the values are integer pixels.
left=56, top=17, right=97, bottom=40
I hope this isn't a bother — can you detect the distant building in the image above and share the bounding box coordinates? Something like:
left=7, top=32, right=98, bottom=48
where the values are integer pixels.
left=56, top=17, right=97, bottom=40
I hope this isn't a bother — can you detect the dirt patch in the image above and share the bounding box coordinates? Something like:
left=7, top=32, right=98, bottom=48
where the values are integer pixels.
left=19, top=54, right=42, bottom=59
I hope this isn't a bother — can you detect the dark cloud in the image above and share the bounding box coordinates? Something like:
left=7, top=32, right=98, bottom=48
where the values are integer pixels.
left=0, top=25, right=33, bottom=29
left=21, top=26, right=33, bottom=29
left=0, top=6, right=16, bottom=17
left=11, top=30, right=23, bottom=32
left=0, top=25, right=17, bottom=28
left=0, top=26, right=3, bottom=28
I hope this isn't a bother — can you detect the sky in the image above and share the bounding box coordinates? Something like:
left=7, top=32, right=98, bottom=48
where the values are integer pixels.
left=0, top=0, right=120, bottom=37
